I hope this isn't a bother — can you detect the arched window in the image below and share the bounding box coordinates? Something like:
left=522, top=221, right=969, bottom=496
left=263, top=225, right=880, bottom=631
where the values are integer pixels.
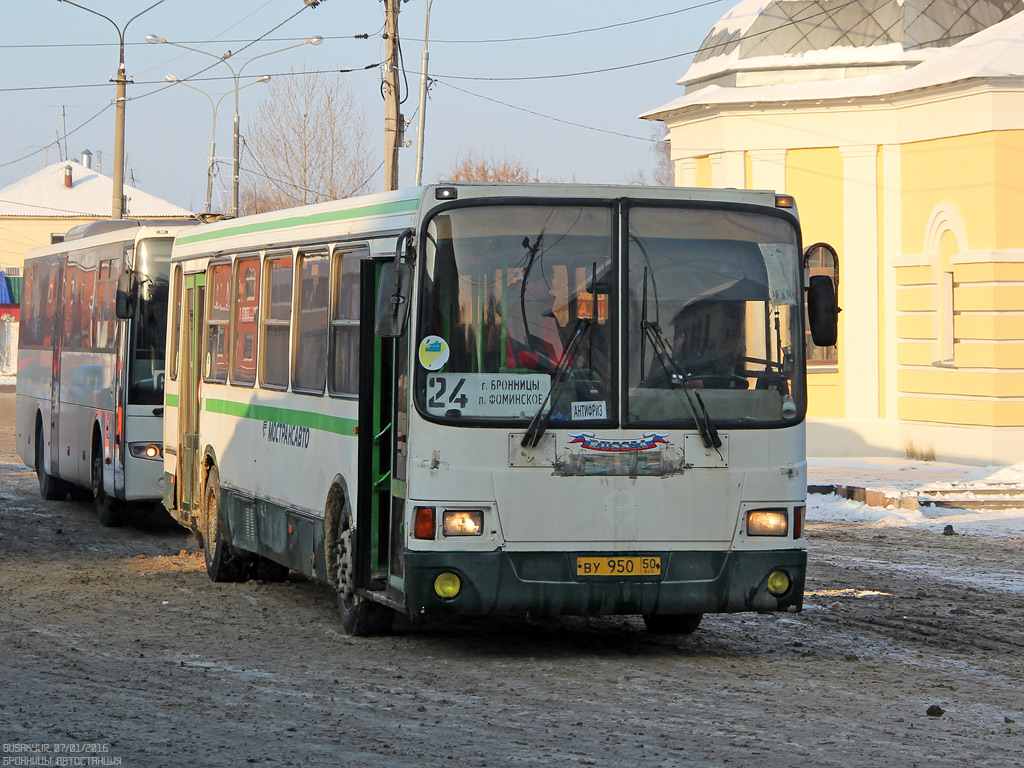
left=804, top=242, right=838, bottom=365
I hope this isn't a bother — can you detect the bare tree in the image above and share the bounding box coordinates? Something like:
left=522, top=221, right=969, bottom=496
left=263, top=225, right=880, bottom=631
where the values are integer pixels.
left=627, top=122, right=674, bottom=186
left=241, top=68, right=377, bottom=214
left=442, top=148, right=541, bottom=183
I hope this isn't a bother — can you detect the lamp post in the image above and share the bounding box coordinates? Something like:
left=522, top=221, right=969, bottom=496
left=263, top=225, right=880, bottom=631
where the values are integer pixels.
left=147, top=34, right=323, bottom=216
left=165, top=74, right=270, bottom=214
left=56, top=0, right=168, bottom=219
left=413, top=0, right=434, bottom=187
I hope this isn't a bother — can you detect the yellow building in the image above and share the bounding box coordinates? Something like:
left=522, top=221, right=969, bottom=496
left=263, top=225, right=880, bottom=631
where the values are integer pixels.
left=643, top=0, right=1024, bottom=465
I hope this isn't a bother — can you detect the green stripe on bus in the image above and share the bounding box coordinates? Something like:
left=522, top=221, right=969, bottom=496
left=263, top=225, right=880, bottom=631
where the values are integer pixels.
left=166, top=393, right=179, bottom=407
left=203, top=397, right=358, bottom=436
left=175, top=199, right=420, bottom=246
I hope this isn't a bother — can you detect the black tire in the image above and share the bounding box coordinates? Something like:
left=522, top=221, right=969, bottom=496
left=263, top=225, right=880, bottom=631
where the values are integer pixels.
left=35, top=423, right=67, bottom=502
left=201, top=467, right=250, bottom=583
left=332, top=505, right=392, bottom=636
left=643, top=613, right=703, bottom=634
left=92, top=440, right=120, bottom=528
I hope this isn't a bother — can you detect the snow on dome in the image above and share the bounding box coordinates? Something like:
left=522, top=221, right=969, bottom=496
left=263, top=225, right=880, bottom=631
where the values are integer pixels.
left=683, top=0, right=1024, bottom=90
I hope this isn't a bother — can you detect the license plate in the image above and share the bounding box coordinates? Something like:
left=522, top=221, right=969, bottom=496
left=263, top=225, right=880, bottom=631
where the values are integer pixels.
left=576, top=556, right=662, bottom=577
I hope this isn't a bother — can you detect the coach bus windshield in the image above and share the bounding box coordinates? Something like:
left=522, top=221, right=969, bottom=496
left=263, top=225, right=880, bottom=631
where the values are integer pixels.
left=625, top=205, right=804, bottom=427
left=129, top=237, right=172, bottom=406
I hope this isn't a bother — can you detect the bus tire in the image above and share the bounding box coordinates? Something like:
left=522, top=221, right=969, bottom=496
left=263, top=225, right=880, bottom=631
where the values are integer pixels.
left=642, top=613, right=703, bottom=634
left=92, top=437, right=121, bottom=527
left=202, top=467, right=249, bottom=583
left=35, top=422, right=67, bottom=502
left=332, top=507, right=392, bottom=637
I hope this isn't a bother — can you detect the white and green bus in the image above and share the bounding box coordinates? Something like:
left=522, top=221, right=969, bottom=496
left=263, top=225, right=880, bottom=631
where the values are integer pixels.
left=16, top=219, right=195, bottom=525
left=163, top=183, right=838, bottom=635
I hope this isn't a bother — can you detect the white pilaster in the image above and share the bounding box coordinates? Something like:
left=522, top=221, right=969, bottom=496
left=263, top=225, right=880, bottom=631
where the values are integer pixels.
left=840, top=144, right=881, bottom=420
left=709, top=151, right=745, bottom=188
left=748, top=149, right=787, bottom=193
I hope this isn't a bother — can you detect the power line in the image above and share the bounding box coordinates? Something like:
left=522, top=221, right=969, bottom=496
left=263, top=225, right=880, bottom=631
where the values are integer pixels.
left=437, top=81, right=656, bottom=143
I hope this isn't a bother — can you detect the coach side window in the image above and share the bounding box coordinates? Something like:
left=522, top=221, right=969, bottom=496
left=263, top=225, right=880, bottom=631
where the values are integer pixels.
left=328, top=248, right=364, bottom=396
left=294, top=250, right=330, bottom=394
left=204, top=262, right=231, bottom=383
left=231, top=256, right=260, bottom=386
left=262, top=254, right=293, bottom=389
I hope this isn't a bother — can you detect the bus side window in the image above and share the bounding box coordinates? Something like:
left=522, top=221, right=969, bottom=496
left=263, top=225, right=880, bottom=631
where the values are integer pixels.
left=169, top=265, right=182, bottom=379
left=328, top=248, right=363, bottom=396
left=204, top=262, right=231, bottom=383
left=294, top=250, right=329, bottom=394
left=231, top=257, right=259, bottom=386
left=262, top=254, right=293, bottom=389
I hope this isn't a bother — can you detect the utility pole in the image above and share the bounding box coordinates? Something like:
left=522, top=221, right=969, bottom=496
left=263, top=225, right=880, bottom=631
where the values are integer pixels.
left=383, top=0, right=403, bottom=191
left=111, top=60, right=129, bottom=218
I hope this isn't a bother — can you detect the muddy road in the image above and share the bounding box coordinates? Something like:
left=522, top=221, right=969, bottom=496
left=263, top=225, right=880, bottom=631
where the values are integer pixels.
left=1, top=390, right=1022, bottom=767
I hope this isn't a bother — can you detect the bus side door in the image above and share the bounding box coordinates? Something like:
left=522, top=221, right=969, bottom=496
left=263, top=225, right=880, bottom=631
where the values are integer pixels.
left=179, top=272, right=206, bottom=522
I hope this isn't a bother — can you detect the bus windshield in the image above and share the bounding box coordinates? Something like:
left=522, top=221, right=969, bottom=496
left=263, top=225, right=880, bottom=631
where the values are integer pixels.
left=415, top=201, right=804, bottom=429
left=417, top=204, right=614, bottom=425
left=129, top=237, right=172, bottom=405
left=625, top=205, right=804, bottom=427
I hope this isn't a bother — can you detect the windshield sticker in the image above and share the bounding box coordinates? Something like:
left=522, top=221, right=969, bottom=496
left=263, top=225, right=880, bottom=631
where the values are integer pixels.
left=758, top=243, right=796, bottom=305
left=567, top=431, right=670, bottom=452
left=418, top=335, right=450, bottom=371
left=425, top=373, right=550, bottom=417
left=571, top=401, right=607, bottom=420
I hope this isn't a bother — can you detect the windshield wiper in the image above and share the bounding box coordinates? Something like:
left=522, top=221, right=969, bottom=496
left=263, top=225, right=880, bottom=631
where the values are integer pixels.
left=521, top=318, right=593, bottom=448
left=639, top=266, right=722, bottom=451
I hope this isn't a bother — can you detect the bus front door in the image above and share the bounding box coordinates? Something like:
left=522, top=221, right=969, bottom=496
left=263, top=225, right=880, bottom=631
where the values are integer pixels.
left=356, top=259, right=399, bottom=596
left=178, top=273, right=205, bottom=523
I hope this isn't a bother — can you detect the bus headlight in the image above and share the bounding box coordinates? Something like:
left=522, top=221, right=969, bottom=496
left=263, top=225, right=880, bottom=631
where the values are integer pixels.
left=747, top=509, right=789, bottom=536
left=443, top=510, right=483, bottom=536
left=128, top=442, right=163, bottom=460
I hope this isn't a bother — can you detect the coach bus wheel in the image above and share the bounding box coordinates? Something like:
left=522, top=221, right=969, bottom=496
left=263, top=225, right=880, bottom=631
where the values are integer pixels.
left=202, top=467, right=249, bottom=583
left=642, top=613, right=703, bottom=634
left=332, top=509, right=393, bottom=637
left=92, top=443, right=121, bottom=527
left=35, top=423, right=67, bottom=502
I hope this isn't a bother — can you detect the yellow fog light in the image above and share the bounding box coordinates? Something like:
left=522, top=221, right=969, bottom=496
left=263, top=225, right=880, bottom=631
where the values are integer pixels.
left=433, top=572, right=462, bottom=599
left=767, top=569, right=791, bottom=597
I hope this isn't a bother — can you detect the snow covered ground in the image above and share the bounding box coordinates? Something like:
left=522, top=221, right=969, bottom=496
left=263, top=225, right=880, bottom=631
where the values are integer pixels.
left=810, top=491, right=1024, bottom=537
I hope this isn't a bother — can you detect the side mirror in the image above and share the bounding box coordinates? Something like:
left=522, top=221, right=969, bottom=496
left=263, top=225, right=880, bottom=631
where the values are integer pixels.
left=807, top=274, right=839, bottom=347
left=115, top=272, right=137, bottom=320
left=375, top=260, right=413, bottom=338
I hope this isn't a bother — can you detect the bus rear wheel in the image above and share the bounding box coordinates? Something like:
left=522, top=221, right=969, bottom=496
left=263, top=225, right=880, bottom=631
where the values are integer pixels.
left=643, top=613, right=703, bottom=634
left=92, top=442, right=120, bottom=527
left=332, top=509, right=392, bottom=637
left=202, top=467, right=249, bottom=583
left=35, top=423, right=67, bottom=502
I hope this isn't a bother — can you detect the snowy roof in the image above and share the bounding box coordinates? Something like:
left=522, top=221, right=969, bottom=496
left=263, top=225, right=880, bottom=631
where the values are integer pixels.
left=643, top=7, right=1024, bottom=119
left=0, top=159, right=191, bottom=218
left=681, top=0, right=1024, bottom=88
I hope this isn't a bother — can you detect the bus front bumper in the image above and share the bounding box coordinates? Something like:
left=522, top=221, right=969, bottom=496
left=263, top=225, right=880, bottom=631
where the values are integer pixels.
left=403, top=549, right=806, bottom=618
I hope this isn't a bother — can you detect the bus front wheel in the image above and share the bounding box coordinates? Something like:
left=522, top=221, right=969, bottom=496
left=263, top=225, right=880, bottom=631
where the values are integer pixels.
left=35, top=423, right=67, bottom=502
left=643, top=613, right=703, bottom=634
left=202, top=467, right=249, bottom=583
left=92, top=439, right=120, bottom=527
left=332, top=508, right=392, bottom=637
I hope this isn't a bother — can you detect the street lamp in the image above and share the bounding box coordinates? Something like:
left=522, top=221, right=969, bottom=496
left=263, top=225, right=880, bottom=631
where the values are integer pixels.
left=164, top=74, right=270, bottom=214
left=147, top=34, right=323, bottom=216
left=56, top=0, right=169, bottom=219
